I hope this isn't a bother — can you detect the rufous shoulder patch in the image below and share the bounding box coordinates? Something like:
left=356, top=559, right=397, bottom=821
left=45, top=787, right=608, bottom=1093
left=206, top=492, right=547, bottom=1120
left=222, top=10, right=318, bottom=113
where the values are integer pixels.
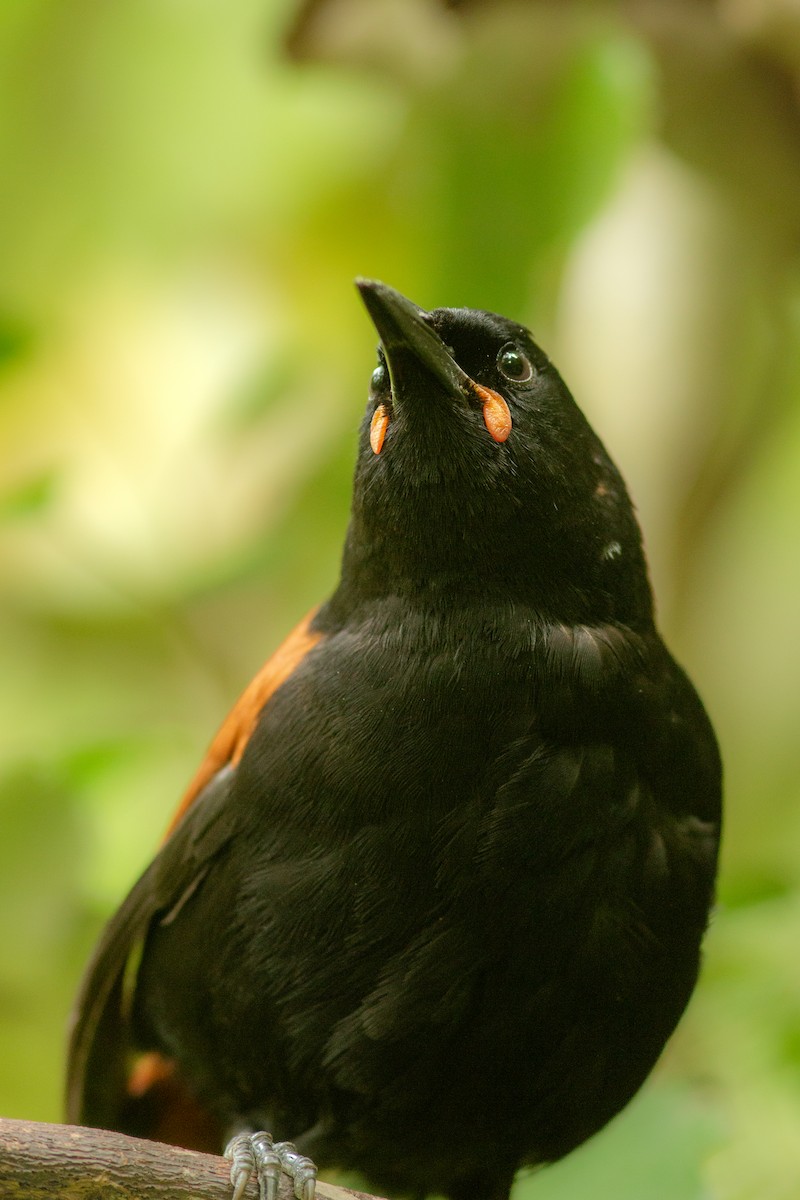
left=164, top=610, right=323, bottom=839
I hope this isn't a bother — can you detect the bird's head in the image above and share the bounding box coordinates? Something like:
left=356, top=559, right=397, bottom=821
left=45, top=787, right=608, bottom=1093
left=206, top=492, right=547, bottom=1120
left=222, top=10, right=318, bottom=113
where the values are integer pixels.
left=336, top=280, right=653, bottom=629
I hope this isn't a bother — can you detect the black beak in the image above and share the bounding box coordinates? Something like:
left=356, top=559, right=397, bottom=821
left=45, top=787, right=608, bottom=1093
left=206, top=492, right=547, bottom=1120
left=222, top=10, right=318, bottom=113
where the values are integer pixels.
left=356, top=279, right=472, bottom=401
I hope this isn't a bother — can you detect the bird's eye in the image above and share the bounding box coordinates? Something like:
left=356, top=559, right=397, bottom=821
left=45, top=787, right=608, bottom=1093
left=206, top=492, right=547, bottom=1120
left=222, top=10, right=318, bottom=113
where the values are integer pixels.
left=497, top=344, right=533, bottom=382
left=370, top=362, right=387, bottom=392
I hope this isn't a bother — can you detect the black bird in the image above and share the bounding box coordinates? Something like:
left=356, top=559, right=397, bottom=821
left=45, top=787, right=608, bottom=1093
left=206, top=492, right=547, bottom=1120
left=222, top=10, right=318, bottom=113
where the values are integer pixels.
left=67, top=280, right=721, bottom=1200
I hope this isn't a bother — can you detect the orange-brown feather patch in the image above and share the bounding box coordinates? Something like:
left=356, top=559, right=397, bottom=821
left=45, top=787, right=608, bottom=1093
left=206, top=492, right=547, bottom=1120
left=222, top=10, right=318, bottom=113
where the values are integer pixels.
left=124, top=1051, right=221, bottom=1151
left=370, top=404, right=389, bottom=454
left=127, top=1049, right=175, bottom=1097
left=164, top=610, right=323, bottom=839
left=475, top=383, right=512, bottom=443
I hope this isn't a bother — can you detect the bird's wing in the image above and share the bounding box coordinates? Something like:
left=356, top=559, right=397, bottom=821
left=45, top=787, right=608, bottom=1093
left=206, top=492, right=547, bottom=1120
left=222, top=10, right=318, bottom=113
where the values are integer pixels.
left=65, top=610, right=324, bottom=1138
left=164, top=609, right=322, bottom=839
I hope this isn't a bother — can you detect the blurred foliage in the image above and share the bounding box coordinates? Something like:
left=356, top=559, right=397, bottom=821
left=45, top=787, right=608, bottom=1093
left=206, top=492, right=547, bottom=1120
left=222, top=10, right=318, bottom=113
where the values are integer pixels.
left=1, top=1, right=799, bottom=1197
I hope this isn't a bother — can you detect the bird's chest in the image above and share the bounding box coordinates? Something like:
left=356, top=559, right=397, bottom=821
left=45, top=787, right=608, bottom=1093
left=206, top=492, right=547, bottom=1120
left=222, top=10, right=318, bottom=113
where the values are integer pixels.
left=234, top=623, right=656, bottom=987
left=240, top=628, right=539, bottom=833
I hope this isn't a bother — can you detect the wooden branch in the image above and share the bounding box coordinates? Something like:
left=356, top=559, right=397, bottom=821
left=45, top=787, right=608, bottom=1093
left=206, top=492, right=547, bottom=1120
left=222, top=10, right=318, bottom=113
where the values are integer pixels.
left=0, top=1118, right=379, bottom=1200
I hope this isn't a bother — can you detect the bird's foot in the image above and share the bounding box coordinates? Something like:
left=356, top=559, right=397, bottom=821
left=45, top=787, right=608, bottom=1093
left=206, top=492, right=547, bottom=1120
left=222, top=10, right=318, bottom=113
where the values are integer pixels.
left=225, top=1131, right=317, bottom=1200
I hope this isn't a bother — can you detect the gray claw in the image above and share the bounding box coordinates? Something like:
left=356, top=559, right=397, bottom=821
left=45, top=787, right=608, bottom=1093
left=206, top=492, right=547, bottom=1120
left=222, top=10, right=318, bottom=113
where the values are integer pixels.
left=223, top=1131, right=316, bottom=1200
left=276, top=1139, right=318, bottom=1200
left=224, top=1131, right=281, bottom=1200
left=225, top=1133, right=256, bottom=1200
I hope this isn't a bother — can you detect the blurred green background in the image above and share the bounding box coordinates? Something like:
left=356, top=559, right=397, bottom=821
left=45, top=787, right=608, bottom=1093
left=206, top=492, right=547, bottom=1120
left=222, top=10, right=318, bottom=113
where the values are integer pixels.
left=1, top=1, right=799, bottom=1197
